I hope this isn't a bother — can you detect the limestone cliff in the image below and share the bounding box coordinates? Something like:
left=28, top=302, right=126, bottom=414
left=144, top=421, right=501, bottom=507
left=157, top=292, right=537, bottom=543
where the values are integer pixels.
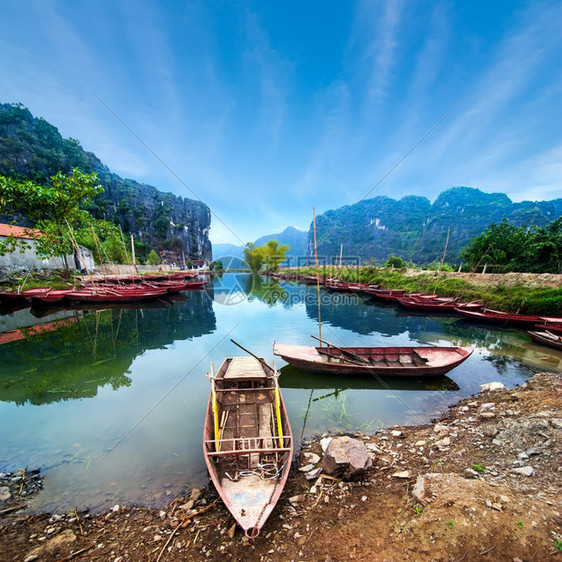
left=0, top=103, right=211, bottom=264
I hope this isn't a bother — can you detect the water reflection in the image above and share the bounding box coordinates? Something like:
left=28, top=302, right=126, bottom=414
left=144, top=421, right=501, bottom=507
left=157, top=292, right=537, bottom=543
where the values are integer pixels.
left=0, top=292, right=216, bottom=405
left=0, top=273, right=559, bottom=515
left=279, top=364, right=460, bottom=391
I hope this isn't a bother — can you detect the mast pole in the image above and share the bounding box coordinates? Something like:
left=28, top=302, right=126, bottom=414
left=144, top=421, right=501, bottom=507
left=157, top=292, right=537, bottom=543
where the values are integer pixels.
left=130, top=233, right=136, bottom=266
left=313, top=207, right=322, bottom=344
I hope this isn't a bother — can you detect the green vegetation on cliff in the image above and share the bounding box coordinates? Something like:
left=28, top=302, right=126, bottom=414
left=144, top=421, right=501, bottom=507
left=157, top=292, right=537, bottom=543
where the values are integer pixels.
left=0, top=102, right=211, bottom=264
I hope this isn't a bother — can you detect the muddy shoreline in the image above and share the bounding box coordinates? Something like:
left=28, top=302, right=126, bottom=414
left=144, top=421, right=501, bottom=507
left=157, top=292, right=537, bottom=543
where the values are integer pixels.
left=1, top=371, right=561, bottom=561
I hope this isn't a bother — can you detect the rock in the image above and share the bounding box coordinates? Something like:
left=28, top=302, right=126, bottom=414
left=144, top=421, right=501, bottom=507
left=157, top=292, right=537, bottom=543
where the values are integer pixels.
left=190, top=488, right=202, bottom=502
left=511, top=466, right=535, bottom=476
left=392, top=470, right=411, bottom=479
left=302, top=452, right=321, bottom=465
left=463, top=468, right=480, bottom=479
left=391, top=430, right=402, bottom=437
left=480, top=402, right=496, bottom=411
left=435, top=436, right=451, bottom=448
left=433, top=423, right=449, bottom=435
left=24, top=529, right=76, bottom=561
left=299, top=464, right=315, bottom=473
left=227, top=523, right=236, bottom=539
left=112, top=504, right=120, bottom=513
left=365, top=443, right=383, bottom=454
left=320, top=437, right=332, bottom=452
left=411, top=473, right=440, bottom=505
left=321, top=436, right=372, bottom=481
left=180, top=500, right=194, bottom=511
left=480, top=382, right=506, bottom=392
left=0, top=486, right=11, bottom=502
left=305, top=468, right=322, bottom=481
left=414, top=440, right=426, bottom=447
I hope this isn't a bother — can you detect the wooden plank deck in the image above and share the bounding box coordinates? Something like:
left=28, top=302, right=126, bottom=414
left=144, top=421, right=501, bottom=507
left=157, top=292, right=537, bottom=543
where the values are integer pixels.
left=224, top=356, right=267, bottom=379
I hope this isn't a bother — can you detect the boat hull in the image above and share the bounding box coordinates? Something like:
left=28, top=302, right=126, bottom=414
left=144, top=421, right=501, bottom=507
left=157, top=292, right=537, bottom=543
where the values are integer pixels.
left=528, top=331, right=562, bottom=351
left=203, top=357, right=293, bottom=537
left=273, top=344, right=473, bottom=377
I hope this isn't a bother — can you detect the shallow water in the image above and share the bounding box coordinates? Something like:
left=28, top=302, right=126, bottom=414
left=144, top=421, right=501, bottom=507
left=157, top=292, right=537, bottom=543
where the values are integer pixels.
left=0, top=273, right=560, bottom=513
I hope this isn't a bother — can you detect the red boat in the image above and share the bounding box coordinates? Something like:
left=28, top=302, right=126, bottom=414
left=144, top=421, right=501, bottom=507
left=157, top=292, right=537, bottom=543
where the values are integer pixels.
left=454, top=308, right=543, bottom=328
left=364, top=288, right=407, bottom=301
left=536, top=317, right=562, bottom=335
left=181, top=281, right=208, bottom=290
left=397, top=298, right=482, bottom=313
left=324, top=280, right=365, bottom=292
left=528, top=331, right=562, bottom=351
left=273, top=343, right=473, bottom=377
left=0, top=287, right=52, bottom=304
left=64, top=288, right=168, bottom=303
left=30, top=289, right=75, bottom=306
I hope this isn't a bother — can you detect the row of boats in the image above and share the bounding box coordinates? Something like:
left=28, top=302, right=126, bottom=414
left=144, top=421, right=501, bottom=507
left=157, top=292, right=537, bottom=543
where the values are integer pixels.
left=0, top=272, right=207, bottom=311
left=271, top=273, right=562, bottom=350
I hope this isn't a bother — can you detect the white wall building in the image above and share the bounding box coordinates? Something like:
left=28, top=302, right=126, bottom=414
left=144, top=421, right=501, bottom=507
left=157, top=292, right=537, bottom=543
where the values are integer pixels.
left=0, top=223, right=95, bottom=273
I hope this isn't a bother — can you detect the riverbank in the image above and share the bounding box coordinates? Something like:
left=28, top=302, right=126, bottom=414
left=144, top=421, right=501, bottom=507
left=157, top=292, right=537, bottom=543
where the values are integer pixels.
left=1, top=371, right=560, bottom=561
left=277, top=267, right=562, bottom=315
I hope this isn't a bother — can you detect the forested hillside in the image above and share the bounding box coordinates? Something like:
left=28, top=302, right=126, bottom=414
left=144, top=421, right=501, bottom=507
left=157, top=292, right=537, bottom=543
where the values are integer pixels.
left=0, top=103, right=211, bottom=264
left=313, top=187, right=562, bottom=265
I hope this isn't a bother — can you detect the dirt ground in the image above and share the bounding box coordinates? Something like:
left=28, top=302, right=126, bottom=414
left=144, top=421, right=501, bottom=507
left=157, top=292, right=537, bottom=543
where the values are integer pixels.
left=400, top=269, right=562, bottom=290
left=1, top=371, right=561, bottom=562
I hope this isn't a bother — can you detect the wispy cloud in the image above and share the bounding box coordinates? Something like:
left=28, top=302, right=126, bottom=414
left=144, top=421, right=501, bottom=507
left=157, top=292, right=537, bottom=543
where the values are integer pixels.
left=243, top=10, right=289, bottom=148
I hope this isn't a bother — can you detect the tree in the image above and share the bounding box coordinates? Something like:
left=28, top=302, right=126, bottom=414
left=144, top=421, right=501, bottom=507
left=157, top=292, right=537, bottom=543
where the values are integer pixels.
left=147, top=250, right=161, bottom=265
left=243, top=240, right=290, bottom=273
left=0, top=168, right=104, bottom=274
left=243, top=243, right=266, bottom=273
left=263, top=240, right=290, bottom=272
left=384, top=254, right=407, bottom=268
left=460, top=218, right=562, bottom=273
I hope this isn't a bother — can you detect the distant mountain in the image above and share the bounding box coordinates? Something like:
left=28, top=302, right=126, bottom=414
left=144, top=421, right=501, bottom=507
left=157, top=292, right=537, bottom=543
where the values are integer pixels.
left=212, top=226, right=309, bottom=268
left=212, top=243, right=245, bottom=260
left=313, top=187, right=562, bottom=265
left=254, top=226, right=308, bottom=264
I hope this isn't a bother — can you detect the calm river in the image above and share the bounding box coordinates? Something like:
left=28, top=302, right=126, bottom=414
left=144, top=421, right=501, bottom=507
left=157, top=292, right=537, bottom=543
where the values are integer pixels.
left=1, top=273, right=560, bottom=513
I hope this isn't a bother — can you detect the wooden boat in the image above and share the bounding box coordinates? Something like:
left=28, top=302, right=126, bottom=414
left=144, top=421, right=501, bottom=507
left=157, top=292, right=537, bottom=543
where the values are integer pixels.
left=364, top=288, right=407, bottom=301
left=528, top=331, right=562, bottom=351
left=454, top=308, right=544, bottom=328
left=397, top=298, right=482, bottom=313
left=0, top=287, right=52, bottom=304
left=537, top=318, right=562, bottom=335
left=30, top=289, right=75, bottom=306
left=273, top=343, right=473, bottom=377
left=64, top=287, right=168, bottom=303
left=203, top=356, right=293, bottom=538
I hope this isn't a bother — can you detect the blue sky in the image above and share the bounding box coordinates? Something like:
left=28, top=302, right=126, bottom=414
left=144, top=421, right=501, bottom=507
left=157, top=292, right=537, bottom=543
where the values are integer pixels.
left=0, top=0, right=560, bottom=245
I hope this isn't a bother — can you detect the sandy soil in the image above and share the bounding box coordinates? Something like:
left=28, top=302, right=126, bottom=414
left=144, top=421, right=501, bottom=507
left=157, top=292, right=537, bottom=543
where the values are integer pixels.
left=1, top=372, right=561, bottom=562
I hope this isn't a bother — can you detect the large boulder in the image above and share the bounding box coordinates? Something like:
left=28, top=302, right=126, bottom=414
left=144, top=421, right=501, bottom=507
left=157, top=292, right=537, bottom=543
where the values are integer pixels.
left=320, top=436, right=372, bottom=481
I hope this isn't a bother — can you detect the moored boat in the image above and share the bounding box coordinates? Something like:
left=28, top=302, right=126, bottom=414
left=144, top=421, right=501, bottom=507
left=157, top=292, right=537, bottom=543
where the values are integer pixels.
left=0, top=287, right=52, bottom=305
left=64, top=287, right=168, bottom=303
left=203, top=356, right=293, bottom=538
left=397, top=298, right=482, bottom=313
left=273, top=343, right=473, bottom=377
left=454, top=308, right=544, bottom=328
left=528, top=330, right=562, bottom=351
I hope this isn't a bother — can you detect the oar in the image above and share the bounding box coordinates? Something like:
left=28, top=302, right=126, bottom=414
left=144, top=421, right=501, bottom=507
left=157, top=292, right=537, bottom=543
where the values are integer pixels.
left=230, top=339, right=273, bottom=372
left=310, top=335, right=370, bottom=365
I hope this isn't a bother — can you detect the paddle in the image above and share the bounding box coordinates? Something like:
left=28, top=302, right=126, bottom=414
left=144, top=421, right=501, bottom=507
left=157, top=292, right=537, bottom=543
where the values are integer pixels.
left=310, top=335, right=371, bottom=365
